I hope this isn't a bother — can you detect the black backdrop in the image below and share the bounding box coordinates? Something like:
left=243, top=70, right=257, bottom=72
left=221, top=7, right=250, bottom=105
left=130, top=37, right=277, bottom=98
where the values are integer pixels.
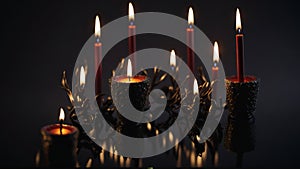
left=1, top=0, right=300, bottom=167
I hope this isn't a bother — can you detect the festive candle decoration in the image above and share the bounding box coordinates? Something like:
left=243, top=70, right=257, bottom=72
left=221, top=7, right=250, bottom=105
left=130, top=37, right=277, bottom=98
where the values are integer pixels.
left=112, top=59, right=149, bottom=110
left=235, top=8, right=245, bottom=82
left=128, top=2, right=136, bottom=73
left=95, top=15, right=103, bottom=93
left=187, top=7, right=195, bottom=73
left=39, top=108, right=78, bottom=167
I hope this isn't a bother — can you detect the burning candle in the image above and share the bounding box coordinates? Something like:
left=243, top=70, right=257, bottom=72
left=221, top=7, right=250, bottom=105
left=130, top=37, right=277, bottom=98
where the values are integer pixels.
left=95, top=15, right=103, bottom=94
left=212, top=41, right=220, bottom=98
left=112, top=59, right=149, bottom=110
left=128, top=2, right=136, bottom=73
left=235, top=8, right=245, bottom=82
left=187, top=7, right=195, bottom=73
left=39, top=108, right=78, bottom=167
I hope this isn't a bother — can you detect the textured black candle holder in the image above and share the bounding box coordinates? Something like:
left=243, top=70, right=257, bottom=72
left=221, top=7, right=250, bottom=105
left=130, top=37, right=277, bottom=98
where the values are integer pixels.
left=38, top=124, right=79, bottom=167
left=224, top=76, right=259, bottom=167
left=112, top=75, right=150, bottom=111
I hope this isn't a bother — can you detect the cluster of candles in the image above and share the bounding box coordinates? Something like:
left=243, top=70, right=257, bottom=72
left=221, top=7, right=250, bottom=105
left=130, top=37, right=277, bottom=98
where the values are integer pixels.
left=40, top=2, right=247, bottom=167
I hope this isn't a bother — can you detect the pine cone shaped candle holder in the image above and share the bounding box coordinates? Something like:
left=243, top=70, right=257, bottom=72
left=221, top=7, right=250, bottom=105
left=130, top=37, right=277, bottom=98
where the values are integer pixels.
left=224, top=76, right=259, bottom=153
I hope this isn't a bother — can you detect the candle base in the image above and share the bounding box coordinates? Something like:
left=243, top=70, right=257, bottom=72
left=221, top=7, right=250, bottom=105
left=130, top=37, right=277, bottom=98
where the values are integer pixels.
left=38, top=124, right=79, bottom=167
left=224, top=76, right=259, bottom=153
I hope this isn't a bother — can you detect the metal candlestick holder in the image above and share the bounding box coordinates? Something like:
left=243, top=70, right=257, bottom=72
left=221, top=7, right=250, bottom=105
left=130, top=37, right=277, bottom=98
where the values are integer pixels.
left=224, top=76, right=259, bottom=167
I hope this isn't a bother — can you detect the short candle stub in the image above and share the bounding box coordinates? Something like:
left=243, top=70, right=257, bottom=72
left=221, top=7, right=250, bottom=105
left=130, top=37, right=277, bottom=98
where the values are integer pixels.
left=224, top=75, right=259, bottom=153
left=39, top=124, right=79, bottom=167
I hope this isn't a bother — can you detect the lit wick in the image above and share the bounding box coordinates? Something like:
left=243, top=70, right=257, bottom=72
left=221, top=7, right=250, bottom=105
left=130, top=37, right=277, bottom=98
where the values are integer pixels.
left=95, top=15, right=101, bottom=43
left=58, top=107, right=65, bottom=135
left=193, top=79, right=199, bottom=95
left=127, top=59, right=132, bottom=81
left=80, top=66, right=86, bottom=87
left=213, top=41, right=220, bottom=67
left=170, top=49, right=176, bottom=71
left=188, top=7, right=194, bottom=29
left=128, top=2, right=135, bottom=25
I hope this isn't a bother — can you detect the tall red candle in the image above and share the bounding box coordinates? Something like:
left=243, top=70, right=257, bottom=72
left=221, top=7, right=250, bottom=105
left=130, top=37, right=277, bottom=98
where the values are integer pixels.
left=187, top=7, right=195, bottom=73
left=235, top=8, right=244, bottom=82
left=95, top=15, right=102, bottom=94
left=128, top=2, right=136, bottom=74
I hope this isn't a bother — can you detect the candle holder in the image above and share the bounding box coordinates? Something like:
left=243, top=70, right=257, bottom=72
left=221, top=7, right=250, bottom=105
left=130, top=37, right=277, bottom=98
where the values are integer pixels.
left=38, top=124, right=79, bottom=167
left=224, top=76, right=259, bottom=167
left=59, top=65, right=223, bottom=167
left=112, top=74, right=150, bottom=111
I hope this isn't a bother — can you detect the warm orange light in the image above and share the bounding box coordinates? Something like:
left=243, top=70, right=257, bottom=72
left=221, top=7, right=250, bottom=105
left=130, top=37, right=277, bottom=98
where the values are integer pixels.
left=188, top=7, right=194, bottom=25
left=147, top=122, right=152, bottom=131
left=196, top=135, right=201, bottom=142
left=127, top=59, right=132, bottom=78
left=95, top=15, right=101, bottom=37
left=236, top=8, right=242, bottom=31
left=193, top=79, right=198, bottom=95
left=128, top=2, right=135, bottom=22
left=213, top=41, right=220, bottom=63
left=59, top=107, right=65, bottom=122
left=50, top=127, right=71, bottom=135
left=80, top=66, right=85, bottom=86
left=169, top=132, right=174, bottom=142
left=170, top=50, right=176, bottom=67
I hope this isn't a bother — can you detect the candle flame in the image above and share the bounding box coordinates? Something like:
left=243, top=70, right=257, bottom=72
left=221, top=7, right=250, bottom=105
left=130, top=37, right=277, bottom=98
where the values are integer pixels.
left=213, top=41, right=220, bottom=63
left=193, top=79, right=198, bottom=95
left=59, top=107, right=65, bottom=122
left=127, top=59, right=132, bottom=77
left=95, top=15, right=101, bottom=37
left=169, top=132, right=174, bottom=143
left=196, top=135, right=201, bottom=142
left=147, top=122, right=152, bottom=131
left=236, top=8, right=242, bottom=31
left=170, top=50, right=176, bottom=67
left=100, top=152, right=104, bottom=164
left=188, top=7, right=194, bottom=25
left=128, top=2, right=135, bottom=22
left=80, top=66, right=86, bottom=86
left=120, top=156, right=124, bottom=167
left=86, top=158, right=92, bottom=168
left=155, top=129, right=159, bottom=135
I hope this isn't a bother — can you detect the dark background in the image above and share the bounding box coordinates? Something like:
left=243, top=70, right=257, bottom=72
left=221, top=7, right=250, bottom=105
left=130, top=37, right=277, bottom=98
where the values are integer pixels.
left=1, top=0, right=300, bottom=168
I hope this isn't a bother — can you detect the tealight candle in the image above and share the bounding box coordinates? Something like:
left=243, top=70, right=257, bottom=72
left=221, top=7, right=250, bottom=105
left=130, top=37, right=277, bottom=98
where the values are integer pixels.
left=39, top=108, right=78, bottom=167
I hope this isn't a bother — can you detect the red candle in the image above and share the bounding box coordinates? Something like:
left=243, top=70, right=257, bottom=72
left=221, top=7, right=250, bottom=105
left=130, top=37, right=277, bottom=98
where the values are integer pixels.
left=95, top=15, right=102, bottom=94
left=212, top=41, right=220, bottom=98
left=187, top=7, right=195, bottom=73
left=235, top=8, right=245, bottom=82
left=128, top=2, right=136, bottom=74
